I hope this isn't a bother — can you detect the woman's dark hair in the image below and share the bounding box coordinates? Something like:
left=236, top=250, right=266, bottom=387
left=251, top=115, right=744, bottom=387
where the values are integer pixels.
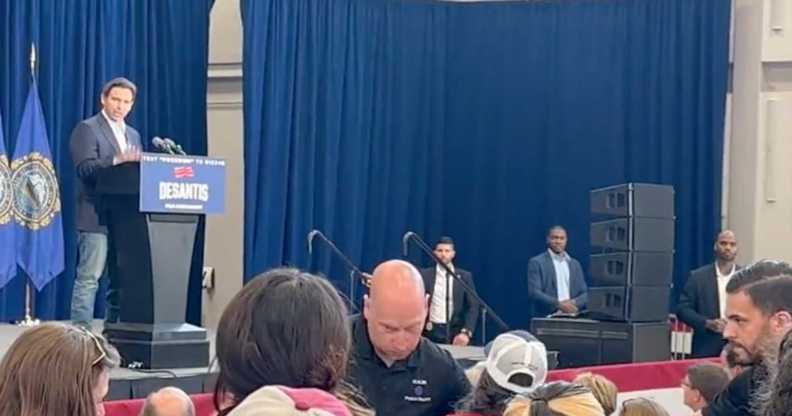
left=457, top=369, right=519, bottom=415
left=213, top=268, right=351, bottom=415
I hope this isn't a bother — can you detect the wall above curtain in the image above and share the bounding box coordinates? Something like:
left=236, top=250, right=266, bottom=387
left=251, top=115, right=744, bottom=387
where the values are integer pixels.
left=242, top=0, right=731, bottom=330
left=0, top=0, right=212, bottom=322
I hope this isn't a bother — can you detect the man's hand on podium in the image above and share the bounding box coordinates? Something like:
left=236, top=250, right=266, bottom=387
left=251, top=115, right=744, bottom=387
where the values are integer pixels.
left=113, top=146, right=142, bottom=165
left=558, top=300, right=579, bottom=314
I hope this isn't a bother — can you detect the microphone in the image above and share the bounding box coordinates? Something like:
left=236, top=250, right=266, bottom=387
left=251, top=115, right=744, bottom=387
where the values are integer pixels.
left=151, top=136, right=174, bottom=154
left=307, top=229, right=320, bottom=254
left=163, top=138, right=187, bottom=156
left=402, top=231, right=414, bottom=257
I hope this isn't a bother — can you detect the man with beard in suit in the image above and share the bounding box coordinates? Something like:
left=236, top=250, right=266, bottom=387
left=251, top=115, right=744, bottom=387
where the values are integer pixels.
left=677, top=230, right=740, bottom=358
left=420, top=236, right=479, bottom=346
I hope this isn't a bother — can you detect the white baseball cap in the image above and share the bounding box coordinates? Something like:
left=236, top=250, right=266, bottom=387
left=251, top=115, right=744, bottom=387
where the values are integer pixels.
left=484, top=332, right=548, bottom=394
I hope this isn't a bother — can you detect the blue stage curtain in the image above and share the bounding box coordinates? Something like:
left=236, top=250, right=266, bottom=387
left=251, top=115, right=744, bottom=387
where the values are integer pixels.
left=0, top=0, right=211, bottom=322
left=242, top=0, right=731, bottom=329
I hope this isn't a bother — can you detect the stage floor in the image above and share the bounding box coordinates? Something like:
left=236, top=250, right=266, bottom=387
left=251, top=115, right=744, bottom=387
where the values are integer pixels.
left=0, top=321, right=218, bottom=400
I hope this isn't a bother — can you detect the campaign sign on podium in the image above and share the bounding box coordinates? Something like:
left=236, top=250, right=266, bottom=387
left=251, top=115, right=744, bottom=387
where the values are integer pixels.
left=139, top=153, right=225, bottom=214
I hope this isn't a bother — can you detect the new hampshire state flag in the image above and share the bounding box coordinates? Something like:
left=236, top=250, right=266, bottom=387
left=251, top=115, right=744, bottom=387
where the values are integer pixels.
left=11, top=81, right=64, bottom=290
left=0, top=112, right=16, bottom=289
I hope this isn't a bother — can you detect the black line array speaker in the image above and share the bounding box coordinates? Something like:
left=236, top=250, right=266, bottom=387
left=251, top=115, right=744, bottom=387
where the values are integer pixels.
left=589, top=252, right=673, bottom=287
left=586, top=285, right=671, bottom=322
left=590, top=183, right=674, bottom=219
left=590, top=217, right=675, bottom=252
left=531, top=318, right=671, bottom=368
left=587, top=183, right=674, bottom=325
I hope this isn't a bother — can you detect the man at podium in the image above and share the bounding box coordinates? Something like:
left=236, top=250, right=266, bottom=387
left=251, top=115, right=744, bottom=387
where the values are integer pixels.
left=69, top=77, right=141, bottom=328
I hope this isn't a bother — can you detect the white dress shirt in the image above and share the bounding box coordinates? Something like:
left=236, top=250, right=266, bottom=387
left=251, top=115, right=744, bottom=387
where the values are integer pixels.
left=429, top=264, right=454, bottom=324
left=549, top=249, right=571, bottom=302
left=101, top=110, right=128, bottom=153
left=716, top=263, right=736, bottom=318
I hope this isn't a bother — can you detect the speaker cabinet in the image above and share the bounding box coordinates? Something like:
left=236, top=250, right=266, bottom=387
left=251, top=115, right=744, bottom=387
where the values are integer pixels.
left=590, top=183, right=674, bottom=219
left=590, top=217, right=674, bottom=252
left=531, top=318, right=671, bottom=368
left=589, top=252, right=673, bottom=287
left=587, top=285, right=670, bottom=322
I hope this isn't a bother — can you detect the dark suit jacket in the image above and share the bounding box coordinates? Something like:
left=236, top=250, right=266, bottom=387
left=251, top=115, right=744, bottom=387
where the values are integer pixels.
left=527, top=251, right=588, bottom=318
left=677, top=263, right=740, bottom=358
left=420, top=266, right=480, bottom=338
left=70, top=113, right=141, bottom=233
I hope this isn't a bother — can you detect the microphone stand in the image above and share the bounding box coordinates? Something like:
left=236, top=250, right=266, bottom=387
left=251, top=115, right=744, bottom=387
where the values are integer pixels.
left=307, top=230, right=371, bottom=311
left=404, top=232, right=509, bottom=344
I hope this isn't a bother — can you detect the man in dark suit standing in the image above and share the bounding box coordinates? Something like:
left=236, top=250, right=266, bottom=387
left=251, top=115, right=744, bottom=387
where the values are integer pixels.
left=677, top=230, right=739, bottom=358
left=527, top=226, right=587, bottom=318
left=69, top=77, right=142, bottom=328
left=420, top=236, right=479, bottom=346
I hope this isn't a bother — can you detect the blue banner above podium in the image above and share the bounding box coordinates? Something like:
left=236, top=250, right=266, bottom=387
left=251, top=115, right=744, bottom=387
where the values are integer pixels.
left=140, top=153, right=226, bottom=214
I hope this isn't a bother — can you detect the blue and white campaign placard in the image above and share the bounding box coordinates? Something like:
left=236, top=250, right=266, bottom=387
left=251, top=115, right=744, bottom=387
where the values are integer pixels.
left=139, top=153, right=226, bottom=214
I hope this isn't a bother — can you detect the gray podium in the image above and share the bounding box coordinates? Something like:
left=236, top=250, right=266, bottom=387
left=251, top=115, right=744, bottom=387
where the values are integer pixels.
left=96, top=162, right=209, bottom=369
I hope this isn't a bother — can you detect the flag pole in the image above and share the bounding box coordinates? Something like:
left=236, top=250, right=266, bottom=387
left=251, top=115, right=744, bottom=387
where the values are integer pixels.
left=17, top=43, right=40, bottom=328
left=18, top=283, right=40, bottom=327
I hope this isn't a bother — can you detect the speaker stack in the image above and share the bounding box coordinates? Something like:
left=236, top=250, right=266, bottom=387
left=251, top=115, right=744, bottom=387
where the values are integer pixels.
left=588, top=183, right=675, bottom=323
left=532, top=183, right=676, bottom=367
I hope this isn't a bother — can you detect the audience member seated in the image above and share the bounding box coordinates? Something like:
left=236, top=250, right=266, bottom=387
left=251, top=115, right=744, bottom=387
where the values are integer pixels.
left=346, top=260, right=470, bottom=416
left=758, top=329, right=792, bottom=416
left=227, top=385, right=353, bottom=416
left=572, top=372, right=618, bottom=416
left=0, top=322, right=119, bottom=416
left=456, top=331, right=548, bottom=415
left=681, top=363, right=730, bottom=414
left=213, top=268, right=371, bottom=416
left=140, top=387, right=196, bottom=416
left=704, top=260, right=792, bottom=416
left=618, top=398, right=670, bottom=416
left=503, top=381, right=604, bottom=416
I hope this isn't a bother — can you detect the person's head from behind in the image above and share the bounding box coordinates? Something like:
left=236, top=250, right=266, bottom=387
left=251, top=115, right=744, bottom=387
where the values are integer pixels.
left=618, top=398, right=669, bottom=416
left=140, top=387, right=195, bottom=416
left=0, top=322, right=119, bottom=416
left=503, top=381, right=604, bottom=416
left=680, top=363, right=730, bottom=412
left=572, top=372, right=618, bottom=415
left=214, top=268, right=350, bottom=415
left=363, top=260, right=427, bottom=365
left=722, top=260, right=792, bottom=366
left=458, top=331, right=548, bottom=414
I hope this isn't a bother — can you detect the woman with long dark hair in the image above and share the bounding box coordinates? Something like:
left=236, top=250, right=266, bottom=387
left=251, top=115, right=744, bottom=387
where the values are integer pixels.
left=213, top=267, right=371, bottom=416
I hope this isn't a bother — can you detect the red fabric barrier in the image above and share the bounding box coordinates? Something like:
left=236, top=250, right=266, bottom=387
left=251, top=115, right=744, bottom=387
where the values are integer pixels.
left=546, top=357, right=720, bottom=392
left=105, top=392, right=215, bottom=416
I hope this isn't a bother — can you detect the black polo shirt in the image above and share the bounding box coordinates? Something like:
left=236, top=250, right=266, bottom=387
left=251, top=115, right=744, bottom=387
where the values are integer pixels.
left=346, top=315, right=471, bottom=416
